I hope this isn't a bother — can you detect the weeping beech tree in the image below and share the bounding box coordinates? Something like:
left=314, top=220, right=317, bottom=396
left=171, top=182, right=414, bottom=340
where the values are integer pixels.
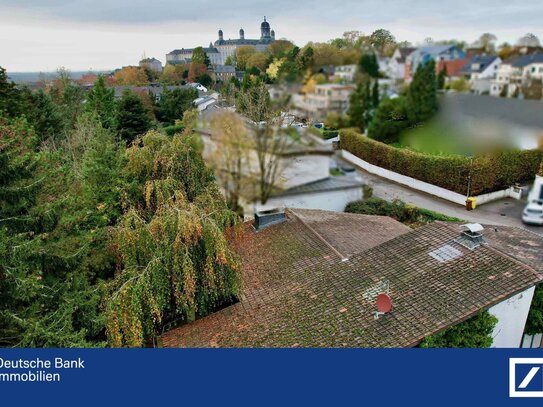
left=105, top=131, right=242, bottom=347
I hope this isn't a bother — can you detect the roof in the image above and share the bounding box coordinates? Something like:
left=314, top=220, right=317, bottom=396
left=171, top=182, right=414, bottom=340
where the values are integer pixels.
left=459, top=55, right=499, bottom=74
left=507, top=53, right=543, bottom=68
left=214, top=65, right=236, bottom=74
left=168, top=47, right=219, bottom=55
left=271, top=176, right=364, bottom=199
left=161, top=212, right=542, bottom=348
left=436, top=58, right=470, bottom=77
left=396, top=47, right=416, bottom=63
left=408, top=44, right=458, bottom=61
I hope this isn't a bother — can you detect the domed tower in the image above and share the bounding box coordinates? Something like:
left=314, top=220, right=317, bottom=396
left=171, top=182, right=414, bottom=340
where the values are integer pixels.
left=239, top=28, right=245, bottom=40
left=218, top=29, right=224, bottom=41
left=260, top=16, right=271, bottom=40
left=271, top=30, right=275, bottom=41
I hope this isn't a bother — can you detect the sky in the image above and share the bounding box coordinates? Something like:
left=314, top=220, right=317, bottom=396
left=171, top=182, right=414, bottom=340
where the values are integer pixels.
left=0, top=0, right=541, bottom=72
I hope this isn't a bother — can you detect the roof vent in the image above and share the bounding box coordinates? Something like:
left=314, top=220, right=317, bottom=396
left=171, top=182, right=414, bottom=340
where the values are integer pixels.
left=455, top=223, right=485, bottom=250
left=253, top=208, right=286, bottom=231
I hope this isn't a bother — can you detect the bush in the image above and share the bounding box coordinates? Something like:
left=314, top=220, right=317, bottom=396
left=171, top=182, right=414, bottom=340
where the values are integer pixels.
left=419, top=311, right=497, bottom=348
left=345, top=198, right=463, bottom=225
left=341, top=129, right=543, bottom=195
left=163, top=124, right=185, bottom=136
left=367, top=96, right=410, bottom=144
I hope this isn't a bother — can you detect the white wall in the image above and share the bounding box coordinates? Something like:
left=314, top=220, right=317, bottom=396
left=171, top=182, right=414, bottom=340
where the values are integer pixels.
left=489, top=286, right=536, bottom=348
left=340, top=149, right=522, bottom=206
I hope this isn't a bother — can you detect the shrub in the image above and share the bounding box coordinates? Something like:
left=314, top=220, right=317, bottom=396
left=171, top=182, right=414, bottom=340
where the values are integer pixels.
left=322, top=129, right=339, bottom=140
left=163, top=124, right=185, bottom=136
left=341, top=129, right=543, bottom=195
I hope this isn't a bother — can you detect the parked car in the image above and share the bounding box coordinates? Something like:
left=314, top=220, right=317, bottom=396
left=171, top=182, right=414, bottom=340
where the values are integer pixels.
left=522, top=202, right=543, bottom=225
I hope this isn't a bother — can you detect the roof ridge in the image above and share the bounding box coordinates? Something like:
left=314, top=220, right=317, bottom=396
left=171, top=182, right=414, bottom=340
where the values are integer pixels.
left=287, top=209, right=348, bottom=261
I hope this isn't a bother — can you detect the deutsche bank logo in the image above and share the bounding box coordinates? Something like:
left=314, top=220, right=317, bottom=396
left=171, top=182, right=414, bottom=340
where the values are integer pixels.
left=510, top=358, right=543, bottom=397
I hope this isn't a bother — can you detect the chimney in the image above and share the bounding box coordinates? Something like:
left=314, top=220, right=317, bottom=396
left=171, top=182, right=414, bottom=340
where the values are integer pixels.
left=253, top=208, right=286, bottom=231
left=456, top=223, right=485, bottom=250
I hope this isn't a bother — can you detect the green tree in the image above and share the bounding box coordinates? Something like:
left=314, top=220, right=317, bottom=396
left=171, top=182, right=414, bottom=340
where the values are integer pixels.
left=0, top=66, right=20, bottom=117
left=116, top=89, right=152, bottom=144
left=437, top=65, right=447, bottom=90
left=85, top=75, right=116, bottom=129
left=407, top=59, right=438, bottom=124
left=419, top=311, right=497, bottom=348
left=367, top=96, right=410, bottom=144
left=348, top=81, right=372, bottom=131
left=359, top=53, right=379, bottom=78
left=369, top=29, right=396, bottom=55
left=525, top=284, right=543, bottom=335
left=157, top=87, right=198, bottom=125
left=18, top=88, right=64, bottom=144
left=192, top=47, right=210, bottom=66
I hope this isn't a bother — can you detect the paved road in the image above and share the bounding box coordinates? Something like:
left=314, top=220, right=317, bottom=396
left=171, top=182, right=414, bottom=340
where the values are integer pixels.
left=335, top=154, right=542, bottom=235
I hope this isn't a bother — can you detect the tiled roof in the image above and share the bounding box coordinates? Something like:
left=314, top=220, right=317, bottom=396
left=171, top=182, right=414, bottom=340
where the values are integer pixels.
left=436, top=58, right=470, bottom=77
left=161, top=213, right=542, bottom=348
left=507, top=53, right=543, bottom=68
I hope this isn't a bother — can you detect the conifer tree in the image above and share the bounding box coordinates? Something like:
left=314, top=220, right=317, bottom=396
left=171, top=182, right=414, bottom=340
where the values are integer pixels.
left=86, top=75, right=116, bottom=129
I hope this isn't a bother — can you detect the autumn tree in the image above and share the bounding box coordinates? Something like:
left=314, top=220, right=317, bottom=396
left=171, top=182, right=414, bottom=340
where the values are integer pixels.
left=235, top=45, right=258, bottom=71
left=191, top=47, right=210, bottom=66
left=369, top=29, right=396, bottom=55
left=209, top=111, right=252, bottom=214
left=246, top=52, right=269, bottom=72
left=114, top=66, right=149, bottom=86
left=236, top=79, right=292, bottom=204
left=188, top=63, right=208, bottom=83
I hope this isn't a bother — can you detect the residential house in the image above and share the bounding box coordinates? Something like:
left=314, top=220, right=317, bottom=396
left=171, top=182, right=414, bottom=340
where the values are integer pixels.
left=459, top=55, right=501, bottom=94
left=385, top=47, right=416, bottom=82
left=405, top=44, right=465, bottom=82
left=293, top=83, right=355, bottom=121
left=212, top=65, right=237, bottom=82
left=334, top=64, right=357, bottom=83
left=139, top=57, right=163, bottom=72
left=436, top=57, right=470, bottom=80
left=162, top=211, right=543, bottom=348
left=490, top=54, right=543, bottom=98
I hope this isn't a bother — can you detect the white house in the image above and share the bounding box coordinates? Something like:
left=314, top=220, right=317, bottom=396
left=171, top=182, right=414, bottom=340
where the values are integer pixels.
left=334, top=65, right=357, bottom=83
left=385, top=47, right=416, bottom=82
left=490, top=53, right=543, bottom=97
left=458, top=55, right=501, bottom=95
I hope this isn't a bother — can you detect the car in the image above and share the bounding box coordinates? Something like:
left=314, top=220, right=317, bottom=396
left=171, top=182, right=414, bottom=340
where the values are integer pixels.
left=522, top=202, right=543, bottom=225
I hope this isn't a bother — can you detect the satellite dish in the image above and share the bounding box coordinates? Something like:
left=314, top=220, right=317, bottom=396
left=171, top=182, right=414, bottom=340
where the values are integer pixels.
left=376, top=293, right=392, bottom=313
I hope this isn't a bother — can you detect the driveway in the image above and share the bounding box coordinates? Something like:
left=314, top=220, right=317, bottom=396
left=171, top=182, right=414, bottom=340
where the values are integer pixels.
left=335, top=154, right=542, bottom=235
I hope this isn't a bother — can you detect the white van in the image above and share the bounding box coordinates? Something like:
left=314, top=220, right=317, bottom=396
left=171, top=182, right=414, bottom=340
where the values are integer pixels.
left=522, top=176, right=543, bottom=225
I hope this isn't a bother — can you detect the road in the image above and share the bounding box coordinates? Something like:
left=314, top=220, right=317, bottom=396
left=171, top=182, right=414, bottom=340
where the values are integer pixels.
left=335, top=153, right=542, bottom=235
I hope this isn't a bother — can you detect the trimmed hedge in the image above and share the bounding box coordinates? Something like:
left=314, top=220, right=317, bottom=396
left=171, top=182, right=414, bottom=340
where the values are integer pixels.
left=340, top=129, right=543, bottom=196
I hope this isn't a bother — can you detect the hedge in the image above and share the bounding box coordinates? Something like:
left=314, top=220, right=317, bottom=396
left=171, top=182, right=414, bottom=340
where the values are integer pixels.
left=163, top=124, right=185, bottom=136
left=340, top=129, right=543, bottom=196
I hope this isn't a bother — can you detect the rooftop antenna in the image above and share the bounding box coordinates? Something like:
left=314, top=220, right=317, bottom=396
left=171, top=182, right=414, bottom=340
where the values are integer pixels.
left=374, top=293, right=392, bottom=320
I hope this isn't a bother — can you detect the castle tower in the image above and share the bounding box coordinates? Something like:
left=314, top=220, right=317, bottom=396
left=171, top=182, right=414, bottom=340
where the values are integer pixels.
left=239, top=28, right=245, bottom=40
left=218, top=29, right=224, bottom=41
left=271, top=30, right=275, bottom=40
left=260, top=16, right=271, bottom=40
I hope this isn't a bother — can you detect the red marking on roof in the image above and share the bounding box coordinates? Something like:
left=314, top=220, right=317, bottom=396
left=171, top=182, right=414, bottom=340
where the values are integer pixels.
left=376, top=294, right=392, bottom=313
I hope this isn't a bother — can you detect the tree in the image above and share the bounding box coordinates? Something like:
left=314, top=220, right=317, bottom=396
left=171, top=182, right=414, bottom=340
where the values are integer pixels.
left=114, top=66, right=149, bottom=86
left=192, top=47, right=210, bottom=66
left=85, top=75, right=116, bottom=129
left=419, top=311, right=497, bottom=348
left=246, top=52, right=269, bottom=72
left=369, top=29, right=396, bottom=55
left=187, top=63, right=208, bottom=83
left=18, top=88, right=64, bottom=144
left=0, top=66, right=20, bottom=117
left=156, top=87, right=198, bottom=125
left=359, top=53, right=380, bottom=78
left=160, top=64, right=184, bottom=85
left=197, top=73, right=213, bottom=87
left=437, top=65, right=447, bottom=90
left=311, top=43, right=343, bottom=67
left=116, top=89, right=152, bottom=144
left=235, top=45, right=258, bottom=71
left=267, top=40, right=296, bottom=58
left=367, top=96, right=410, bottom=144
left=525, top=284, right=543, bottom=335
left=236, top=79, right=292, bottom=204
left=209, top=111, right=252, bottom=214
left=224, top=56, right=234, bottom=66
left=348, top=80, right=376, bottom=131
left=105, top=131, right=241, bottom=347
left=476, top=33, right=497, bottom=54
left=517, top=33, right=541, bottom=48
left=406, top=59, right=438, bottom=124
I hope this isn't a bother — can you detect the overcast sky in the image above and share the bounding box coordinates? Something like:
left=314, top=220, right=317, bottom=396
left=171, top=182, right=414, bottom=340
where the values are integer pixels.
left=1, top=0, right=541, bottom=72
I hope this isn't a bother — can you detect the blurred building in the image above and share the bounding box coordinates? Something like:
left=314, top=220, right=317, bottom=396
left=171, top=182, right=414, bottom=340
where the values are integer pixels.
left=334, top=64, right=357, bottom=83
left=458, top=55, right=501, bottom=95
left=490, top=53, right=543, bottom=98
left=404, top=44, right=465, bottom=82
left=293, top=83, right=355, bottom=121
left=139, top=57, right=163, bottom=72
left=385, top=47, right=416, bottom=82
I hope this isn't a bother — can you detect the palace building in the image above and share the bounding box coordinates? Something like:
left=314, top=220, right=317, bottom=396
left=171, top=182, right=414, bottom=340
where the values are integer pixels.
left=166, top=17, right=276, bottom=67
